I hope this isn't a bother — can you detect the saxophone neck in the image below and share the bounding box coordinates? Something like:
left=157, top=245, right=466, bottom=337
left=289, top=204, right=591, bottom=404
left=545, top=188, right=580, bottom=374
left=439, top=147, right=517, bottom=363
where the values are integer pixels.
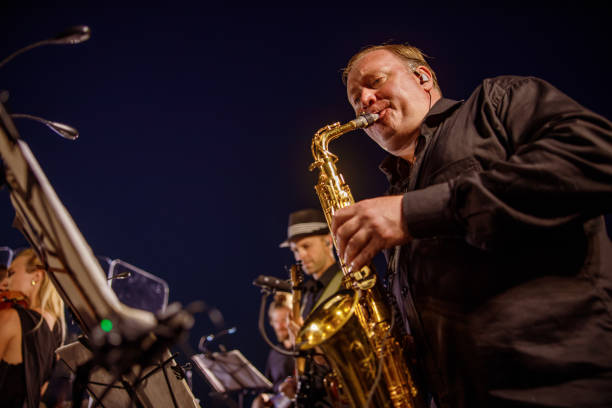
left=309, top=113, right=379, bottom=171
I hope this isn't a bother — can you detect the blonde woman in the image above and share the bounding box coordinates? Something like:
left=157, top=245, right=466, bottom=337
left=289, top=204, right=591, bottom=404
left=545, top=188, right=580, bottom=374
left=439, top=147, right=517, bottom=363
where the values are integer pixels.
left=0, top=248, right=65, bottom=408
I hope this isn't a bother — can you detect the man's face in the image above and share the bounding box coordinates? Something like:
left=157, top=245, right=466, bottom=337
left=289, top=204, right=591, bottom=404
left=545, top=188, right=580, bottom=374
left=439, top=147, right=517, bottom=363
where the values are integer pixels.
left=269, top=306, right=290, bottom=343
left=289, top=235, right=332, bottom=279
left=346, top=49, right=432, bottom=158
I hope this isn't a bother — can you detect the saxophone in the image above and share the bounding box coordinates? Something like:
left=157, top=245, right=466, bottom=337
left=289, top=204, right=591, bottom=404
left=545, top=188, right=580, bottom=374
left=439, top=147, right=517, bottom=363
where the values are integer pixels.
left=295, top=114, right=423, bottom=408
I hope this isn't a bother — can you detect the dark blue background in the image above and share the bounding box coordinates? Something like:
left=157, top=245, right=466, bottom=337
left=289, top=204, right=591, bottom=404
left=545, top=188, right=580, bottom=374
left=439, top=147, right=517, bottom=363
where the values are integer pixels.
left=1, top=3, right=610, bottom=405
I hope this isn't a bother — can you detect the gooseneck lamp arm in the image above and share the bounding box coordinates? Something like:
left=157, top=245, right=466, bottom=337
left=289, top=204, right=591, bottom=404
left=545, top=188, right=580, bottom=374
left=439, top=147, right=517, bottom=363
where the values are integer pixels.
left=0, top=25, right=90, bottom=69
left=10, top=113, right=79, bottom=140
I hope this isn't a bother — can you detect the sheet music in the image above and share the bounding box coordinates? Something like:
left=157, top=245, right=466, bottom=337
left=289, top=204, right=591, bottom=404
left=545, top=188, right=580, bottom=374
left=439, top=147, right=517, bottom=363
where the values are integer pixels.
left=192, top=350, right=272, bottom=393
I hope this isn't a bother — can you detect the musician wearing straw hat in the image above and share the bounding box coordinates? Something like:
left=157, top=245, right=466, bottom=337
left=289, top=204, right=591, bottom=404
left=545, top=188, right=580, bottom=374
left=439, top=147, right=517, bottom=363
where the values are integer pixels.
left=280, top=208, right=342, bottom=319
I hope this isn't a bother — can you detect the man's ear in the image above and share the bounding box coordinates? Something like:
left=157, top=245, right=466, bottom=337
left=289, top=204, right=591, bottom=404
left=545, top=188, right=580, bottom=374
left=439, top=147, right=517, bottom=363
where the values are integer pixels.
left=414, top=66, right=434, bottom=90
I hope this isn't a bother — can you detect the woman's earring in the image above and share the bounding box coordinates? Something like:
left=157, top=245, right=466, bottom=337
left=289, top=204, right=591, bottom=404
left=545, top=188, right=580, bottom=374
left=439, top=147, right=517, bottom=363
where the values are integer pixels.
left=31, top=280, right=36, bottom=286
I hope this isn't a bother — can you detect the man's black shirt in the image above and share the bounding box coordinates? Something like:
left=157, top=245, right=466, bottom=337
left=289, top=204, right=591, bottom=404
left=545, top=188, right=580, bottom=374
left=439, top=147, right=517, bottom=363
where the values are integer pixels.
left=301, top=262, right=341, bottom=318
left=264, top=345, right=294, bottom=393
left=382, top=76, right=612, bottom=408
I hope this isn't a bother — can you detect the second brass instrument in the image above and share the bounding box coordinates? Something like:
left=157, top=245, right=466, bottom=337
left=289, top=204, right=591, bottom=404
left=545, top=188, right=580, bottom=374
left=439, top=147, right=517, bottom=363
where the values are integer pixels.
left=289, top=263, right=306, bottom=376
left=296, top=114, right=423, bottom=408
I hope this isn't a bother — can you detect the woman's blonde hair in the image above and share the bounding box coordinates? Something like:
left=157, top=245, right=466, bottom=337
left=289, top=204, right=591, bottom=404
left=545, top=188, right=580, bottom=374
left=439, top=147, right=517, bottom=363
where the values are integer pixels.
left=15, top=248, right=66, bottom=342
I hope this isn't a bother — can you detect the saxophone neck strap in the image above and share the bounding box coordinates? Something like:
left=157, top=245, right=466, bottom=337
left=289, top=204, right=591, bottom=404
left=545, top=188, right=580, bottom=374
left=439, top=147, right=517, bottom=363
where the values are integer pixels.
left=311, top=271, right=343, bottom=312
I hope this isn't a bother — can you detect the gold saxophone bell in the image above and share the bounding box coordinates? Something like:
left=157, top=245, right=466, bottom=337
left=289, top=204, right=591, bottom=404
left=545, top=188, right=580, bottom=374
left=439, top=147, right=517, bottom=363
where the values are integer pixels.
left=297, top=114, right=424, bottom=408
left=298, top=290, right=394, bottom=407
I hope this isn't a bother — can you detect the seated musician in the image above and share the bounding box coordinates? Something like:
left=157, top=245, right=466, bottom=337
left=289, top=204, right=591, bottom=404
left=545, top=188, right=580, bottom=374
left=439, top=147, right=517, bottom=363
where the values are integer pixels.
left=252, top=292, right=294, bottom=408
left=0, top=248, right=65, bottom=408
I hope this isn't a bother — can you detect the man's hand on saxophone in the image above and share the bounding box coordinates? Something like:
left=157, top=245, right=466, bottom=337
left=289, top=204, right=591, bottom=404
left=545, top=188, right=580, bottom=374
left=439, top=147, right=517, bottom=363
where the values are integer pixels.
left=332, top=195, right=413, bottom=273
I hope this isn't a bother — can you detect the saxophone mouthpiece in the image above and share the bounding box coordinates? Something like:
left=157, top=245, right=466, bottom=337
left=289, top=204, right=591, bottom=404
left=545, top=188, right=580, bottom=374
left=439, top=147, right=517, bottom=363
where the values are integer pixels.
left=353, top=113, right=379, bottom=129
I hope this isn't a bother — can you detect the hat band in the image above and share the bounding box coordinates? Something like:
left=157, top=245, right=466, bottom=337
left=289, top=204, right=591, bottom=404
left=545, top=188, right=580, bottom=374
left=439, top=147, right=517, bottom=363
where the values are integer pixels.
left=287, top=222, right=328, bottom=238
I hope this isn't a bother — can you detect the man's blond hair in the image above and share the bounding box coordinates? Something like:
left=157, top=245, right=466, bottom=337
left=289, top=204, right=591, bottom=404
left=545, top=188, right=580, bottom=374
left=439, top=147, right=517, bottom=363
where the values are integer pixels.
left=268, top=291, right=292, bottom=318
left=342, top=43, right=440, bottom=91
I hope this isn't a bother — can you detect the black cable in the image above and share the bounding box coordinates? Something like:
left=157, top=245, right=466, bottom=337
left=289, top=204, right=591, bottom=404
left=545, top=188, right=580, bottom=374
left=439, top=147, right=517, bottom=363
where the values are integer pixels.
left=91, top=369, right=126, bottom=407
left=161, top=361, right=180, bottom=408
left=127, top=365, right=144, bottom=408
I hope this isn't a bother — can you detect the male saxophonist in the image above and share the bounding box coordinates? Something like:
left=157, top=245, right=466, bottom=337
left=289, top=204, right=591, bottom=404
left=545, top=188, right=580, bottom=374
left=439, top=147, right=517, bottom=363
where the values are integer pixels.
left=332, top=43, right=612, bottom=408
left=252, top=292, right=295, bottom=408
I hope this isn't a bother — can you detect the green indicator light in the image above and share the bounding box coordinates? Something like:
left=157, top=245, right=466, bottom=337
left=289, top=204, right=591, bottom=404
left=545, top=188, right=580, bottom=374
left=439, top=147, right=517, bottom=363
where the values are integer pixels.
left=100, top=319, right=113, bottom=332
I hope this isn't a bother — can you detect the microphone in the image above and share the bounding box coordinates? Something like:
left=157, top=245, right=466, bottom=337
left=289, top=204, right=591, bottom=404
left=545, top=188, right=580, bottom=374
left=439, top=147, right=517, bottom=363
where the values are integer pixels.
left=11, top=113, right=79, bottom=140
left=253, top=275, right=291, bottom=292
left=0, top=25, right=91, bottom=69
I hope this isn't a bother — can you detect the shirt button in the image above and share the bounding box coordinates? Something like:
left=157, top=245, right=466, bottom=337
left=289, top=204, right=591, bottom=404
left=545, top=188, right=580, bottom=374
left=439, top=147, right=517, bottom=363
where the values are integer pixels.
left=401, top=286, right=408, bottom=297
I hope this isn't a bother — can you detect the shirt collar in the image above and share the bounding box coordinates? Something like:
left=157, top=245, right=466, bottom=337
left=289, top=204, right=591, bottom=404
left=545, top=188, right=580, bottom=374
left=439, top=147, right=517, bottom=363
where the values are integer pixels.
left=379, top=97, right=463, bottom=184
left=317, top=262, right=340, bottom=287
left=423, top=97, right=463, bottom=126
left=304, top=262, right=340, bottom=291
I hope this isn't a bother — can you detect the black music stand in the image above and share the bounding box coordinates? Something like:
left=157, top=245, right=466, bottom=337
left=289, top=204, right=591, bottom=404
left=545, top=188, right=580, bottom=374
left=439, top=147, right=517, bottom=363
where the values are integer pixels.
left=1, top=100, right=200, bottom=408
left=58, top=339, right=192, bottom=408
left=191, top=350, right=272, bottom=408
